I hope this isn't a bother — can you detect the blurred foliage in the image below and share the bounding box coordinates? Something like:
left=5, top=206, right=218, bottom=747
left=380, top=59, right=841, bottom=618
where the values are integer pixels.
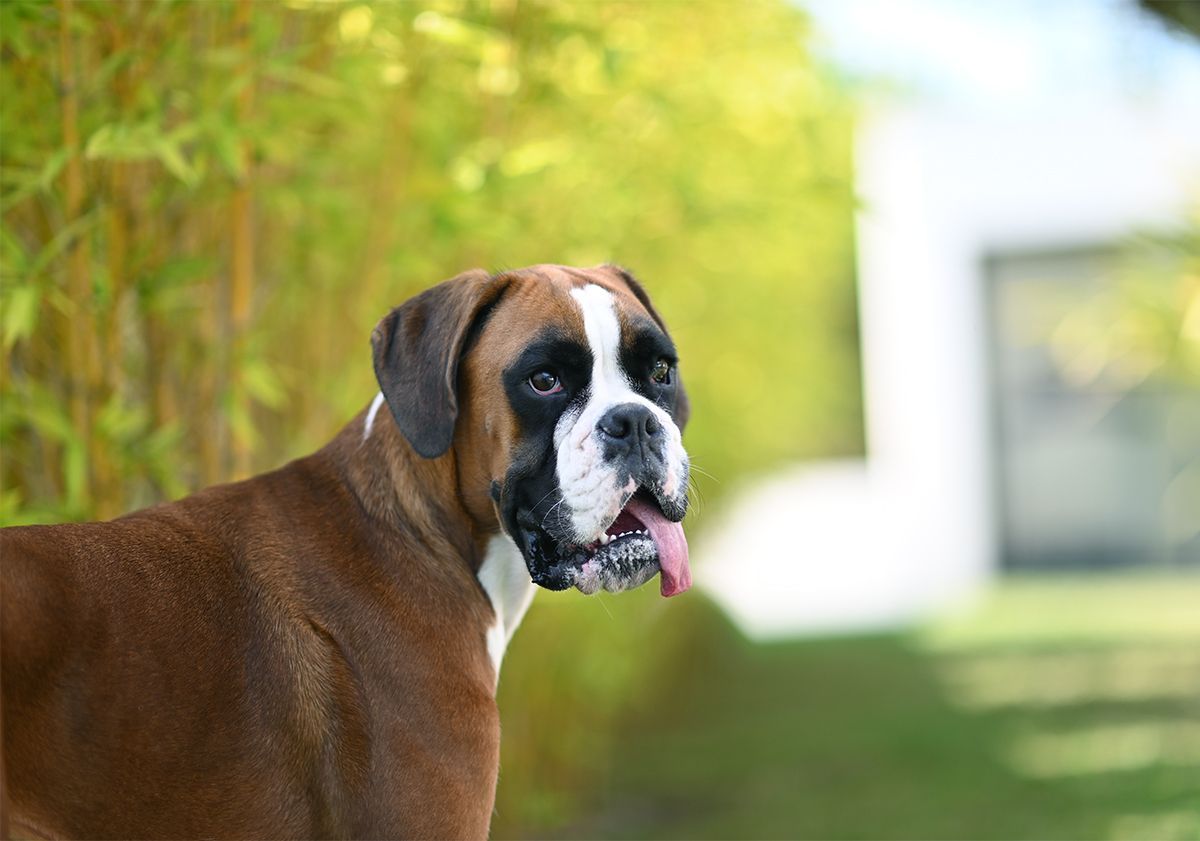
left=1042, top=212, right=1200, bottom=559
left=1048, top=211, right=1200, bottom=392
left=0, top=0, right=860, bottom=528
left=0, top=0, right=859, bottom=834
left=1139, top=0, right=1200, bottom=39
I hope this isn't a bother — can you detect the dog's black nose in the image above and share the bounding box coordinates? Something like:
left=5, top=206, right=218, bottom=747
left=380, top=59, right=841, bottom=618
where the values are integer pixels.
left=596, top=403, right=663, bottom=456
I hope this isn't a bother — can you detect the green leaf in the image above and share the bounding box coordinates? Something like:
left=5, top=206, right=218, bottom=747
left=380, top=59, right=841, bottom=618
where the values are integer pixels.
left=37, top=147, right=69, bottom=191
left=84, top=123, right=150, bottom=160
left=211, top=121, right=244, bottom=179
left=2, top=284, right=39, bottom=349
left=97, top=395, right=147, bottom=443
left=0, top=487, right=24, bottom=523
left=0, top=225, right=29, bottom=277
left=412, top=11, right=492, bottom=49
left=21, top=395, right=76, bottom=444
left=225, top=397, right=259, bottom=451
left=0, top=150, right=69, bottom=213
left=260, top=62, right=345, bottom=98
left=139, top=256, right=215, bottom=306
left=153, top=137, right=199, bottom=186
left=63, top=436, right=87, bottom=513
left=85, top=122, right=198, bottom=186
left=242, top=358, right=288, bottom=409
left=23, top=210, right=97, bottom=283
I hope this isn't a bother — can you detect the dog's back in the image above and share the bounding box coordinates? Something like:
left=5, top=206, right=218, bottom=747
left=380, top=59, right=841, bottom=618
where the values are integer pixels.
left=1, top=445, right=501, bottom=838
left=2, top=466, right=332, bottom=837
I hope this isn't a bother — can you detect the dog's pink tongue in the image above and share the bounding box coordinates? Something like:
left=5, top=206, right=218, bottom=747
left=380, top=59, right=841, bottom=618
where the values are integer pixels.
left=624, top=497, right=691, bottom=597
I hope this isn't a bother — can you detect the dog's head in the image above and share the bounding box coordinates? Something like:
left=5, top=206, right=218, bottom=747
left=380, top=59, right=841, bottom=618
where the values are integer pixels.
left=371, top=264, right=691, bottom=596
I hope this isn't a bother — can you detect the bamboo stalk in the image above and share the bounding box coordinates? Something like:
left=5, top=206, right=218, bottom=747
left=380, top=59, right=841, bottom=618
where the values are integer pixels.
left=95, top=3, right=133, bottom=517
left=56, top=0, right=102, bottom=517
left=200, top=4, right=227, bottom=486
left=228, top=0, right=255, bottom=479
left=104, top=8, right=130, bottom=396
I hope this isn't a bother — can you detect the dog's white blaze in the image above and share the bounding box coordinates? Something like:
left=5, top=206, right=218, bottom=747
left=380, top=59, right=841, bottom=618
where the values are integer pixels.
left=477, top=533, right=537, bottom=687
left=363, top=391, right=386, bottom=441
left=557, top=284, right=687, bottom=542
left=575, top=283, right=629, bottom=403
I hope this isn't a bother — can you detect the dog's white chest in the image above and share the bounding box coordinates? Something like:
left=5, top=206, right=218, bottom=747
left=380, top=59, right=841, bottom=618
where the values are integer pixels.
left=477, top=533, right=537, bottom=687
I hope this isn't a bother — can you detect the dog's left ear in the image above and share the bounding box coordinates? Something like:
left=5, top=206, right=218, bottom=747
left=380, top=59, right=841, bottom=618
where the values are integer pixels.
left=372, top=269, right=509, bottom=458
left=605, top=264, right=691, bottom=432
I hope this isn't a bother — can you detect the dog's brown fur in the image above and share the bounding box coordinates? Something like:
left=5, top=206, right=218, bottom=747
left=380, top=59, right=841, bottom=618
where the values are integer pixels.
left=2, top=410, right=500, bottom=838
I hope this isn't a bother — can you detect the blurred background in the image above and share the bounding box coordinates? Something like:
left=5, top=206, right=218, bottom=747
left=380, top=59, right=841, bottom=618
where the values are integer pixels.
left=1, top=0, right=1197, bottom=838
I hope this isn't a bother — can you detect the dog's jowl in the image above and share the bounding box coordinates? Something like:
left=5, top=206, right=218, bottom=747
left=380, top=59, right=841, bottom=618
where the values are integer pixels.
left=0, top=264, right=691, bottom=839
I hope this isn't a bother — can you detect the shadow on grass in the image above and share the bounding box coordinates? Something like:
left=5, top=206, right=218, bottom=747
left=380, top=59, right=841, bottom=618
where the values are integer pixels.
left=498, top=592, right=1199, bottom=840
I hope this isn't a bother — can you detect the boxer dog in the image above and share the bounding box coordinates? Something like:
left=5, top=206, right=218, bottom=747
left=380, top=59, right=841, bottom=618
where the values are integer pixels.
left=0, top=264, right=691, bottom=839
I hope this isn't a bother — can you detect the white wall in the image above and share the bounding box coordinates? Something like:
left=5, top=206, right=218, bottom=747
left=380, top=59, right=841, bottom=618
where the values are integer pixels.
left=698, top=91, right=1200, bottom=639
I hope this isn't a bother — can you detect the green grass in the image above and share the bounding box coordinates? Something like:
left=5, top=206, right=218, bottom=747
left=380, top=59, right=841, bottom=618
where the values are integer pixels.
left=495, top=575, right=1200, bottom=840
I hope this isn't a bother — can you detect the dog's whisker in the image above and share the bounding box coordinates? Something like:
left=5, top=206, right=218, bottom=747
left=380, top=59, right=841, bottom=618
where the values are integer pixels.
left=595, top=593, right=614, bottom=621
left=528, top=486, right=561, bottom=513
left=539, top=498, right=566, bottom=531
left=686, top=476, right=706, bottom=517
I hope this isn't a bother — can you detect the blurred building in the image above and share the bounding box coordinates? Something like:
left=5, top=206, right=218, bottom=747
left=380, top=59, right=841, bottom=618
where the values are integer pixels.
left=701, top=0, right=1200, bottom=637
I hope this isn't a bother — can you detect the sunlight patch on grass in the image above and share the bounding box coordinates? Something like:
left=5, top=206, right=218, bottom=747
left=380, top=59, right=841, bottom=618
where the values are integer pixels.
left=1008, top=720, right=1200, bottom=778
left=937, top=645, right=1200, bottom=709
left=1109, top=810, right=1200, bottom=841
left=917, top=574, right=1200, bottom=651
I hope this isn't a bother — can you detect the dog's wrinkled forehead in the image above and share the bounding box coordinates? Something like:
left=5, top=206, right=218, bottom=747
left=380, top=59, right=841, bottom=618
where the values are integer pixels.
left=483, top=264, right=659, bottom=359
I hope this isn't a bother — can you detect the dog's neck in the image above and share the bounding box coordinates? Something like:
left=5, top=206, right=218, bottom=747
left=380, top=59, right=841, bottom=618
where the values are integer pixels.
left=323, top=394, right=491, bottom=572
left=326, top=393, right=536, bottom=680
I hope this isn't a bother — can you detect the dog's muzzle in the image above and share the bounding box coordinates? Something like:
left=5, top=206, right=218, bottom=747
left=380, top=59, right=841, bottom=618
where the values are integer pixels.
left=507, top=401, right=691, bottom=598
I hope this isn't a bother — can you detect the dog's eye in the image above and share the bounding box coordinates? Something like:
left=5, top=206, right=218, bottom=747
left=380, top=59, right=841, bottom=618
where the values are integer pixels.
left=528, top=371, right=563, bottom=395
left=651, top=359, right=672, bottom=385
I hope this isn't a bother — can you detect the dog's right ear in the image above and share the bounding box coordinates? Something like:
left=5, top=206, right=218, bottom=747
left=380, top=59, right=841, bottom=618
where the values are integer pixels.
left=371, top=270, right=509, bottom=459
